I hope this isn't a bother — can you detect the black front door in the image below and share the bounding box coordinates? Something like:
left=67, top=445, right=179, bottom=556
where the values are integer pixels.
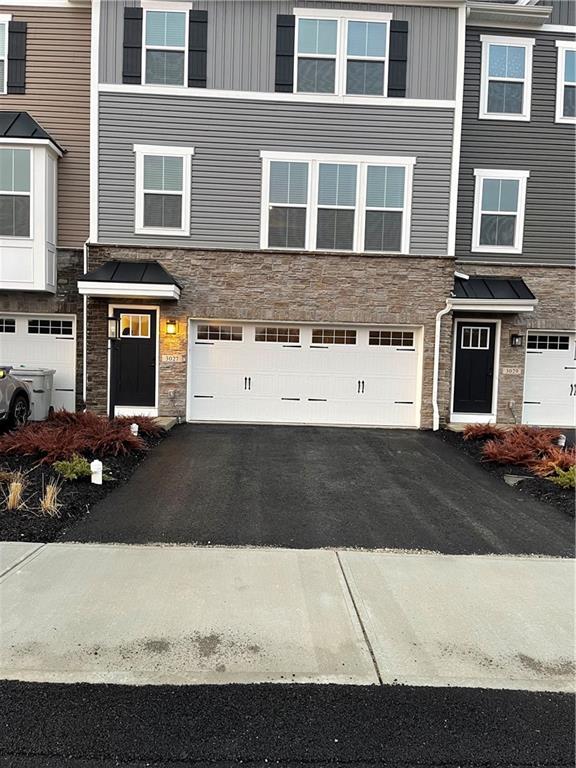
left=453, top=322, right=497, bottom=414
left=109, top=309, right=157, bottom=414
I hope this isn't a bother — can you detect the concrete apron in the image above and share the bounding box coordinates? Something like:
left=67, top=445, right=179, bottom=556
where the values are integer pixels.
left=0, top=542, right=573, bottom=692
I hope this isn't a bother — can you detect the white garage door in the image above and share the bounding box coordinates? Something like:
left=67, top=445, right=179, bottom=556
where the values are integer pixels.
left=0, top=314, right=76, bottom=412
left=187, top=322, right=421, bottom=427
left=523, top=332, right=576, bottom=427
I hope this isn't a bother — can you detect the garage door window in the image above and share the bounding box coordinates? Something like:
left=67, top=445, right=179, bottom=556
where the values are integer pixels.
left=0, top=318, right=15, bottom=333
left=255, top=327, right=300, bottom=343
left=0, top=148, right=31, bottom=238
left=197, top=324, right=243, bottom=341
left=312, top=328, right=356, bottom=345
left=369, top=329, right=414, bottom=347
left=28, top=319, right=73, bottom=335
left=527, top=334, right=570, bottom=350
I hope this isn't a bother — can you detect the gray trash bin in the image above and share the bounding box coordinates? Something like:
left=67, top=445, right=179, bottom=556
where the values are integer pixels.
left=9, top=367, right=56, bottom=421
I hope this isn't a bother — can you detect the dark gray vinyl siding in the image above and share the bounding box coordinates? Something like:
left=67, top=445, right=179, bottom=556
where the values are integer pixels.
left=98, top=92, right=454, bottom=254
left=99, top=0, right=458, bottom=99
left=456, top=27, right=576, bottom=267
left=548, top=0, right=576, bottom=27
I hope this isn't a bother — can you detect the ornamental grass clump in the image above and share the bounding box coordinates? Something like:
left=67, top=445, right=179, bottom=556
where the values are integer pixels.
left=2, top=471, right=27, bottom=512
left=38, top=477, right=63, bottom=518
left=0, top=410, right=162, bottom=464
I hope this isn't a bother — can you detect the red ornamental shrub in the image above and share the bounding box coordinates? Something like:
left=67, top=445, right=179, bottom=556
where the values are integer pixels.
left=531, top=445, right=576, bottom=477
left=463, top=423, right=505, bottom=441
left=0, top=411, right=160, bottom=463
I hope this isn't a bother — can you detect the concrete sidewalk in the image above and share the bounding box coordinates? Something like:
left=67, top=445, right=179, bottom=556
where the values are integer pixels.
left=0, top=542, right=574, bottom=692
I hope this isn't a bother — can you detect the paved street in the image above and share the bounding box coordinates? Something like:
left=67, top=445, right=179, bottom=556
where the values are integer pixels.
left=1, top=542, right=573, bottom=692
left=61, top=425, right=574, bottom=556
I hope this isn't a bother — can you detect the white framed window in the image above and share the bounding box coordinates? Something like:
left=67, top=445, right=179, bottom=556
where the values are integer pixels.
left=479, top=35, right=534, bottom=121
left=0, top=318, right=15, bottom=333
left=294, top=8, right=391, bottom=97
left=527, top=334, right=570, bottom=351
left=461, top=326, right=490, bottom=350
left=197, top=324, right=243, bottom=341
left=260, top=151, right=414, bottom=254
left=142, top=7, right=188, bottom=86
left=369, top=329, right=414, bottom=347
left=0, top=18, right=8, bottom=95
left=0, top=147, right=31, bottom=238
left=28, top=318, right=73, bottom=336
left=120, top=314, right=150, bottom=338
left=133, top=144, right=193, bottom=236
left=472, top=169, right=529, bottom=254
left=312, top=328, right=357, bottom=345
left=555, top=41, right=576, bottom=124
left=255, top=327, right=300, bottom=343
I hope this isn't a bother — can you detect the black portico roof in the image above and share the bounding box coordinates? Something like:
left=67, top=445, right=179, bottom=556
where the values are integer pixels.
left=81, top=260, right=182, bottom=288
left=452, top=276, right=536, bottom=301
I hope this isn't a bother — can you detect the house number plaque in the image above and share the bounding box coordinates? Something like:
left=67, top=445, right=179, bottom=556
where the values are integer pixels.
left=502, top=366, right=522, bottom=375
left=162, top=354, right=186, bottom=363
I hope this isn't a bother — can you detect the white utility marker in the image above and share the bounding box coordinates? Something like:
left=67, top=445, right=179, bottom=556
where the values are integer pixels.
left=0, top=544, right=377, bottom=686
left=340, top=551, right=575, bottom=693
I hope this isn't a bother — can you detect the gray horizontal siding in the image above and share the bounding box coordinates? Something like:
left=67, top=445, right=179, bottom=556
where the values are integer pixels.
left=456, top=28, right=576, bottom=267
left=98, top=93, right=454, bottom=254
left=99, top=0, right=458, bottom=99
left=548, top=0, right=576, bottom=27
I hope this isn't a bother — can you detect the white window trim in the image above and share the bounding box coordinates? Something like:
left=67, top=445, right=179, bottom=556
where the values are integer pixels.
left=471, top=168, right=530, bottom=255
left=0, top=15, right=11, bottom=96
left=293, top=8, right=392, bottom=98
left=479, top=35, right=535, bottom=122
left=260, top=151, right=415, bottom=255
left=141, top=5, right=189, bottom=88
left=0, top=145, right=33, bottom=240
left=555, top=40, right=576, bottom=124
left=133, top=144, right=194, bottom=236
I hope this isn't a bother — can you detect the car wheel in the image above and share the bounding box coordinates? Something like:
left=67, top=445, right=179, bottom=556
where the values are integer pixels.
left=9, top=394, right=29, bottom=429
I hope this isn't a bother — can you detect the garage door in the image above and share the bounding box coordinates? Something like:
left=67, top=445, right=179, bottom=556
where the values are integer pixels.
left=523, top=332, right=576, bottom=427
left=0, top=314, right=76, bottom=412
left=187, top=322, right=420, bottom=427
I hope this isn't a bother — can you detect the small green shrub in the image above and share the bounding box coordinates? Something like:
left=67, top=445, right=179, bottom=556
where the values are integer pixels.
left=549, top=466, right=576, bottom=490
left=53, top=453, right=91, bottom=481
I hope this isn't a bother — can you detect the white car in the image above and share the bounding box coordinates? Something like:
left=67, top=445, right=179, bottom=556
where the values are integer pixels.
left=0, top=367, right=32, bottom=429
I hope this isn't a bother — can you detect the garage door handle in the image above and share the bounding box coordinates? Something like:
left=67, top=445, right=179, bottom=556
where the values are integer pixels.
left=565, top=366, right=576, bottom=370
left=524, top=401, right=541, bottom=405
left=357, top=380, right=365, bottom=394
left=244, top=377, right=252, bottom=391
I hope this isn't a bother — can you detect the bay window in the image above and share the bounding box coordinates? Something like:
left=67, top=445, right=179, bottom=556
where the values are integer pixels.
left=480, top=36, right=534, bottom=121
left=134, top=144, right=193, bottom=235
left=472, top=169, right=529, bottom=254
left=0, top=147, right=31, bottom=238
left=261, top=152, right=414, bottom=254
left=295, top=10, right=391, bottom=97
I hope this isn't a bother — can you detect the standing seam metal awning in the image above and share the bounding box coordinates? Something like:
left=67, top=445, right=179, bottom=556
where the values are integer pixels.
left=77, top=260, right=182, bottom=300
left=450, top=276, right=537, bottom=312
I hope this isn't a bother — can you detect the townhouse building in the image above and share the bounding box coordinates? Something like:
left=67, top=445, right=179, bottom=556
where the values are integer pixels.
left=452, top=0, right=575, bottom=428
left=0, top=0, right=91, bottom=412
left=82, top=0, right=467, bottom=427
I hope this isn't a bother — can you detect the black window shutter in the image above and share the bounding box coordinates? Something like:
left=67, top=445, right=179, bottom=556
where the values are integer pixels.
left=388, top=21, right=408, bottom=98
left=7, top=21, right=27, bottom=94
left=189, top=10, right=208, bottom=88
left=122, top=7, right=143, bottom=85
left=275, top=15, right=295, bottom=93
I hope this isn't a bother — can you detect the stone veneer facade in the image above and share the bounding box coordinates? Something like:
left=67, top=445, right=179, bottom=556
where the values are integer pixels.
left=84, top=246, right=574, bottom=427
left=85, top=245, right=456, bottom=427
left=0, top=249, right=85, bottom=408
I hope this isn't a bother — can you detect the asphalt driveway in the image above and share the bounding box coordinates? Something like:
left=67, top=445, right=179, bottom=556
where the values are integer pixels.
left=61, top=425, right=574, bottom=556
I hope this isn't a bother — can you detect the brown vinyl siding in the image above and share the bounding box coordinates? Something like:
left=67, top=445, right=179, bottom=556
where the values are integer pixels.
left=0, top=5, right=90, bottom=248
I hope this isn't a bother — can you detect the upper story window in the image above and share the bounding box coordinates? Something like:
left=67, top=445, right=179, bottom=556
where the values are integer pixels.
left=143, top=9, right=188, bottom=86
left=0, top=147, right=31, bottom=238
left=479, top=36, right=534, bottom=121
left=0, top=20, right=7, bottom=94
left=295, top=10, right=391, bottom=97
left=555, top=41, right=576, bottom=124
left=472, top=169, right=529, bottom=254
left=261, top=152, right=414, bottom=254
left=133, top=144, right=194, bottom=236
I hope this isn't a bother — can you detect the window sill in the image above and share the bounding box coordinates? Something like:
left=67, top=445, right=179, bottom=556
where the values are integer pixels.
left=478, top=112, right=531, bottom=122
left=555, top=115, right=576, bottom=124
left=471, top=245, right=522, bottom=255
left=263, top=246, right=406, bottom=256
left=134, top=227, right=190, bottom=237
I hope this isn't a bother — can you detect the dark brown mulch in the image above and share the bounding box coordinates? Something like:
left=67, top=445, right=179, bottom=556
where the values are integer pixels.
left=0, top=433, right=167, bottom=542
left=438, top=429, right=574, bottom=518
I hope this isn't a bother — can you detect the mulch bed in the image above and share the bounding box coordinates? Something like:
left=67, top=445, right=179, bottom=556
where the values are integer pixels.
left=438, top=429, right=574, bottom=518
left=0, top=432, right=166, bottom=543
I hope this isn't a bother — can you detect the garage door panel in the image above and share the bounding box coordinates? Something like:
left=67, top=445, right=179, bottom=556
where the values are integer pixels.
left=188, top=321, right=420, bottom=428
left=0, top=315, right=76, bottom=412
left=523, top=335, right=576, bottom=427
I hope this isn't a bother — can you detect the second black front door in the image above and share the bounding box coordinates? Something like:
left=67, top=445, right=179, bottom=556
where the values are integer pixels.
left=453, top=321, right=497, bottom=414
left=109, top=309, right=157, bottom=415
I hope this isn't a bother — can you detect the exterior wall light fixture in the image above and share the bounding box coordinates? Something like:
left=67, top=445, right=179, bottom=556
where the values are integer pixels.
left=166, top=319, right=178, bottom=335
left=107, top=317, right=119, bottom=340
left=510, top=333, right=524, bottom=348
